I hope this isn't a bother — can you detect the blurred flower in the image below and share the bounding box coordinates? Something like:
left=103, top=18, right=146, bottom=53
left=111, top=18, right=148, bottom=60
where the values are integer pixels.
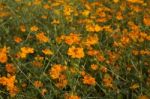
left=130, top=83, right=139, bottom=90
left=143, top=16, right=150, bottom=26
left=42, top=48, right=53, bottom=56
left=64, top=33, right=80, bottom=45
left=20, top=25, right=26, bottom=32
left=83, top=75, right=96, bottom=85
left=36, top=32, right=49, bottom=43
left=67, top=46, right=84, bottom=59
left=51, top=19, right=60, bottom=24
left=84, top=34, right=99, bottom=46
left=127, top=0, right=144, bottom=4
left=65, top=94, right=80, bottom=99
left=30, top=26, right=39, bottom=32
left=41, top=88, right=47, bottom=96
left=0, top=46, right=8, bottom=63
left=5, top=63, right=16, bottom=74
left=49, top=64, right=67, bottom=79
left=14, top=36, right=22, bottom=43
left=0, top=76, right=19, bottom=97
left=34, top=80, right=43, bottom=88
left=138, top=95, right=149, bottom=99
left=113, top=0, right=119, bottom=3
left=102, top=75, right=113, bottom=88
left=63, top=5, right=73, bottom=16
left=55, top=74, right=68, bottom=89
left=91, top=64, right=98, bottom=70
left=19, top=47, right=34, bottom=58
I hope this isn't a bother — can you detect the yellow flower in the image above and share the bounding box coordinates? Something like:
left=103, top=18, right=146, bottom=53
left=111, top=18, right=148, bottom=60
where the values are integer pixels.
left=130, top=83, right=139, bottom=90
left=81, top=10, right=90, bottom=16
left=19, top=52, right=27, bottom=58
left=116, top=12, right=123, bottom=20
left=51, top=19, right=60, bottom=24
left=83, top=75, right=96, bottom=85
left=36, top=32, right=49, bottom=43
left=87, top=49, right=99, bottom=56
left=138, top=95, right=149, bottom=99
left=67, top=46, right=84, bottom=59
left=91, top=64, right=98, bottom=70
left=49, top=64, right=68, bottom=89
left=33, top=0, right=42, bottom=5
left=143, top=16, right=150, bottom=26
left=86, top=24, right=102, bottom=32
left=64, top=5, right=73, bottom=16
left=21, top=47, right=34, bottom=54
left=49, top=64, right=67, bottom=79
left=43, top=4, right=51, bottom=10
left=33, top=80, right=43, bottom=88
left=0, top=46, right=8, bottom=63
left=5, top=63, right=16, bottom=74
left=113, top=0, right=119, bottom=3
left=19, top=47, right=34, bottom=58
left=41, top=88, right=47, bottom=96
left=0, top=76, right=19, bottom=97
left=65, top=94, right=80, bottom=99
left=64, top=33, right=80, bottom=45
left=55, top=74, right=68, bottom=89
left=127, top=0, right=144, bottom=3
left=102, top=75, right=113, bottom=88
left=85, top=34, right=99, bottom=46
left=30, top=26, right=39, bottom=32
left=20, top=25, right=26, bottom=32
left=14, top=36, right=22, bottom=43
left=42, top=49, right=53, bottom=55
left=94, top=24, right=101, bottom=32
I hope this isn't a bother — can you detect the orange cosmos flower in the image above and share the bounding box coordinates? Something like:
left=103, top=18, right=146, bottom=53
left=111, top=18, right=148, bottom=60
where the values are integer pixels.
left=65, top=94, right=80, bottom=99
left=33, top=0, right=42, bottom=5
left=63, top=5, right=73, bottom=16
left=81, top=10, right=90, bottom=17
left=102, top=75, right=113, bottom=88
left=0, top=76, right=19, bottom=97
left=97, top=54, right=105, bottom=62
left=64, top=33, right=80, bottom=45
left=0, top=46, right=8, bottom=63
left=41, top=88, right=47, bottom=96
left=30, top=25, right=39, bottom=32
left=5, top=63, right=16, bottom=74
left=20, top=25, right=26, bottom=32
left=42, top=48, right=53, bottom=56
left=33, top=80, right=43, bottom=88
left=14, top=36, right=22, bottom=43
left=36, top=32, right=49, bottom=43
left=138, top=95, right=149, bottom=99
left=55, top=74, right=68, bottom=89
left=86, top=24, right=102, bottom=32
left=67, top=46, right=84, bottom=59
left=51, top=19, right=60, bottom=24
left=19, top=47, right=34, bottom=58
left=49, top=64, right=67, bottom=79
left=85, top=34, right=99, bottom=46
left=43, top=4, right=51, bottom=10
left=21, top=47, right=34, bottom=54
left=127, top=0, right=144, bottom=4
left=32, top=61, right=43, bottom=68
left=87, top=49, right=99, bottom=56
left=91, top=64, right=98, bottom=70
left=143, top=16, right=150, bottom=26
left=83, top=75, right=96, bottom=85
left=113, top=0, right=119, bottom=3
left=100, top=66, right=108, bottom=73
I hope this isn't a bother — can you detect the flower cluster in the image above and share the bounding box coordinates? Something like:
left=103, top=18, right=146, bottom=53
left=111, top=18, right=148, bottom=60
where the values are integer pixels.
left=0, top=0, right=150, bottom=98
